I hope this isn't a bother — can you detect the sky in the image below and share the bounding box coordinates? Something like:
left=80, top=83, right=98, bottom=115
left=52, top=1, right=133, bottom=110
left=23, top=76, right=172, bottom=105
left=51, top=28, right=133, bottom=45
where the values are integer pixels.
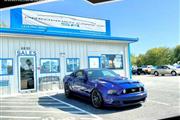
left=0, top=0, right=179, bottom=55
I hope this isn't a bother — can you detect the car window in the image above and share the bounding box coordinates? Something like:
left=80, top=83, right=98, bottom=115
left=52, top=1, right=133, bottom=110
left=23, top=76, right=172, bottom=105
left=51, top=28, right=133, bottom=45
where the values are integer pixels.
left=102, top=70, right=117, bottom=77
left=88, top=69, right=118, bottom=80
left=75, top=70, right=84, bottom=78
left=162, top=66, right=169, bottom=69
left=157, top=66, right=162, bottom=69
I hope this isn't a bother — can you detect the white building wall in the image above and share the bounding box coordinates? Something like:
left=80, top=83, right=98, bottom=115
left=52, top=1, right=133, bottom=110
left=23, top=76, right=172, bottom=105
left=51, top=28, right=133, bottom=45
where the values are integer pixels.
left=0, top=34, right=129, bottom=96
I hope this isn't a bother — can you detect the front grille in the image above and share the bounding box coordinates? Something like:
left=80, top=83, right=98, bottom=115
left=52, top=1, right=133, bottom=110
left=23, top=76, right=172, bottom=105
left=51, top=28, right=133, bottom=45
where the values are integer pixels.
left=122, top=87, right=144, bottom=94
left=123, top=98, right=146, bottom=104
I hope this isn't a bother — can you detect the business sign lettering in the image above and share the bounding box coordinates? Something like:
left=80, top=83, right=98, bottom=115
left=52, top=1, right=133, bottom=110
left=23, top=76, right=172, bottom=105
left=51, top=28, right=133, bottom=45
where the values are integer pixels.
left=17, top=50, right=36, bottom=56
left=22, top=9, right=106, bottom=32
left=10, top=9, right=111, bottom=35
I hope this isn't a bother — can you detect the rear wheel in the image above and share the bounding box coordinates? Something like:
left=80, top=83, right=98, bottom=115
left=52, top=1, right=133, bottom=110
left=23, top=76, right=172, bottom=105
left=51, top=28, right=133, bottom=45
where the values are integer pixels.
left=137, top=71, right=141, bottom=75
left=154, top=71, right=159, bottom=76
left=91, top=89, right=103, bottom=108
left=64, top=83, right=71, bottom=98
left=171, top=71, right=177, bottom=76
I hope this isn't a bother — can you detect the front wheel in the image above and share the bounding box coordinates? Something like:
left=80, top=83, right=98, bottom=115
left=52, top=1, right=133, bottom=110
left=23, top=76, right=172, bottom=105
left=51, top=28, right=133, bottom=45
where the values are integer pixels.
left=91, top=89, right=103, bottom=108
left=154, top=71, right=159, bottom=76
left=171, top=71, right=177, bottom=76
left=64, top=83, right=71, bottom=98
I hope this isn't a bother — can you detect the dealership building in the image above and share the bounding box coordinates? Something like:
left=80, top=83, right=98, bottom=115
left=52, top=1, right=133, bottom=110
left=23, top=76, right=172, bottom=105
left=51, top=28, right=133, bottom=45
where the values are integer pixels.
left=0, top=8, right=138, bottom=96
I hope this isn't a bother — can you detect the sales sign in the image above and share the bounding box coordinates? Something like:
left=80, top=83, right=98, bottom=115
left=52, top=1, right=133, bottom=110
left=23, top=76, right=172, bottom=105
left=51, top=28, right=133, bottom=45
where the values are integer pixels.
left=17, top=50, right=36, bottom=56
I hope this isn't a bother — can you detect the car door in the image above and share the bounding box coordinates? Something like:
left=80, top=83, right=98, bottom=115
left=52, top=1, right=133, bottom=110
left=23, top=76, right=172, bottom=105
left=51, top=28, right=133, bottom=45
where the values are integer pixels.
left=156, top=66, right=163, bottom=74
left=72, top=70, right=84, bottom=94
left=160, top=66, right=168, bottom=74
left=164, top=66, right=172, bottom=74
left=79, top=71, right=94, bottom=97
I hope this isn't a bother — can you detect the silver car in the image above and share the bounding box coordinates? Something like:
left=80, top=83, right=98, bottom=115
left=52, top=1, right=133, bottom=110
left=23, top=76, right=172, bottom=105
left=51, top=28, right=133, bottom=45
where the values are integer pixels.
left=151, top=65, right=180, bottom=76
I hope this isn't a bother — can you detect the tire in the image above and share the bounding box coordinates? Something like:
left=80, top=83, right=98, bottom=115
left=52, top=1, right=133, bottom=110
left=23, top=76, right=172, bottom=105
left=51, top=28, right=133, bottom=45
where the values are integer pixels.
left=64, top=83, right=71, bottom=98
left=143, top=71, right=146, bottom=75
left=154, top=71, right=159, bottom=76
left=137, top=71, right=141, bottom=75
left=91, top=89, right=103, bottom=108
left=171, top=71, right=177, bottom=76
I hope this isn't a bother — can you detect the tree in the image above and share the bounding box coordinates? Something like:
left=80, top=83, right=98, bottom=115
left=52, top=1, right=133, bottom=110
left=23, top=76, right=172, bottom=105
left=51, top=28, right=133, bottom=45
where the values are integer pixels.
left=173, top=45, right=180, bottom=63
left=136, top=54, right=145, bottom=67
left=144, top=47, right=173, bottom=66
left=131, top=54, right=137, bottom=66
left=131, top=47, right=174, bottom=66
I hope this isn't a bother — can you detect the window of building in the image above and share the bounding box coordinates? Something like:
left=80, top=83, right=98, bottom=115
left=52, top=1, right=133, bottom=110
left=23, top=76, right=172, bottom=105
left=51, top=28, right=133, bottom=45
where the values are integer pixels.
left=88, top=56, right=100, bottom=68
left=40, top=58, right=60, bottom=73
left=0, top=58, right=13, bottom=75
left=66, top=58, right=80, bottom=72
left=101, top=54, right=123, bottom=69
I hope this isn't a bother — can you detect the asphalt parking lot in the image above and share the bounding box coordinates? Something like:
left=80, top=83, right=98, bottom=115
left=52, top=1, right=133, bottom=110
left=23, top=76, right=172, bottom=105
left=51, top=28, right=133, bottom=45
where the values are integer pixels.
left=0, top=75, right=180, bottom=120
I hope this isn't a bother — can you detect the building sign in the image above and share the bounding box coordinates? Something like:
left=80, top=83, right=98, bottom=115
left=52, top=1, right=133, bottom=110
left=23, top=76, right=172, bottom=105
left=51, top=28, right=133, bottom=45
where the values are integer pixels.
left=11, top=9, right=111, bottom=35
left=22, top=9, right=106, bottom=32
left=17, top=50, right=36, bottom=56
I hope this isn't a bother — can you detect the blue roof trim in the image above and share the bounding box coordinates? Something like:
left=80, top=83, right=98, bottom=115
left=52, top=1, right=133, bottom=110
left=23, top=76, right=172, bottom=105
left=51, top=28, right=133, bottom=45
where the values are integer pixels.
left=0, top=28, right=138, bottom=43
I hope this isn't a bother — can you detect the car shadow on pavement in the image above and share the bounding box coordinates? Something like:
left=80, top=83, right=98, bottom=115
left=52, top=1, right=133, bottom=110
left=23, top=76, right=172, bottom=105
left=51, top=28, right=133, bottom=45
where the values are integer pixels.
left=38, top=93, right=142, bottom=115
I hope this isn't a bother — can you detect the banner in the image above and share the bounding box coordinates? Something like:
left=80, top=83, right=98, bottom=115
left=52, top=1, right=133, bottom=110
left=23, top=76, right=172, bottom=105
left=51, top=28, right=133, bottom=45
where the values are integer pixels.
left=11, top=9, right=111, bottom=35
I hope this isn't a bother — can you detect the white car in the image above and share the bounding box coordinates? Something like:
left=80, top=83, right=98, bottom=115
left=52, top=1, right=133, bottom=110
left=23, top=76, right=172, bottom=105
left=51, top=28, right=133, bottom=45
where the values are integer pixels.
left=151, top=65, right=180, bottom=76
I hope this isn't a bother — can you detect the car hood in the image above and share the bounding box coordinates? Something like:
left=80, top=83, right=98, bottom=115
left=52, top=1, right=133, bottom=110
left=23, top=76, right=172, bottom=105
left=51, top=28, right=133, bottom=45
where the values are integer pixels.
left=97, top=77, right=141, bottom=88
left=98, top=76, right=139, bottom=83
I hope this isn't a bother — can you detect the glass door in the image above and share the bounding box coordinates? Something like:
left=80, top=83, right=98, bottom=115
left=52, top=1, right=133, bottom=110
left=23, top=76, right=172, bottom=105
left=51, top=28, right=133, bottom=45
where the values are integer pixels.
left=18, top=56, right=36, bottom=92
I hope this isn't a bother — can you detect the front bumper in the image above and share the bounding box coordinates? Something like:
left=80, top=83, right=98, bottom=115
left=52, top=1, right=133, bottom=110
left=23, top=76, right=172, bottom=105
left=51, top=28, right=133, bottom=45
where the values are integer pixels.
left=103, top=92, right=147, bottom=107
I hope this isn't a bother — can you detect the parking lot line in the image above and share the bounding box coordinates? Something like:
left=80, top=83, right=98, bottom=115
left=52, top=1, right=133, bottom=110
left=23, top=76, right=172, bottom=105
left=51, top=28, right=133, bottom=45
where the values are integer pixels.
left=1, top=110, right=86, bottom=114
left=0, top=105, right=71, bottom=109
left=148, top=88, right=178, bottom=93
left=0, top=99, right=57, bottom=102
left=0, top=101, right=65, bottom=105
left=1, top=94, right=103, bottom=120
left=48, top=96, right=103, bottom=120
left=148, top=99, right=171, bottom=106
left=0, top=116, right=41, bottom=119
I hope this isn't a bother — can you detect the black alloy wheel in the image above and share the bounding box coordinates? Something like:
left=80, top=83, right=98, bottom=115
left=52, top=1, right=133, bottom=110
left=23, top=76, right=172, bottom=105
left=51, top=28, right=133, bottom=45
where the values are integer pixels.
left=64, top=84, right=71, bottom=98
left=91, top=89, right=103, bottom=108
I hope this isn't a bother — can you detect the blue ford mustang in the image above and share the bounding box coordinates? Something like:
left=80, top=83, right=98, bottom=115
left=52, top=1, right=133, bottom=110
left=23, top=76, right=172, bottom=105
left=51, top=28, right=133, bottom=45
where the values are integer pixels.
left=63, top=68, right=147, bottom=108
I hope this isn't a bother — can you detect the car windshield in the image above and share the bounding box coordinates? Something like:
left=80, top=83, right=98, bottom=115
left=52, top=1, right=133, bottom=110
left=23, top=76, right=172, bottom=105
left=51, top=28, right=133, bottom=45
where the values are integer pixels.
left=167, top=65, right=175, bottom=69
left=87, top=69, right=119, bottom=80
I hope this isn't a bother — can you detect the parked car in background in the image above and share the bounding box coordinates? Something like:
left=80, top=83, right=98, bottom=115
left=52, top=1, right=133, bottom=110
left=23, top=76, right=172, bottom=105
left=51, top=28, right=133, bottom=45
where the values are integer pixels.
left=63, top=68, right=147, bottom=108
left=132, top=66, right=138, bottom=75
left=142, top=65, right=155, bottom=74
left=151, top=65, right=180, bottom=76
left=133, top=65, right=155, bottom=75
left=136, top=67, right=146, bottom=75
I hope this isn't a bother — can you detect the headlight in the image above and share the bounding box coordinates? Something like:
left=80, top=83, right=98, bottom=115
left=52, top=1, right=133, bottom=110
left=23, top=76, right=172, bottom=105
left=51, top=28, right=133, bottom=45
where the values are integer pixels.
left=122, top=89, right=126, bottom=94
left=107, top=90, right=118, bottom=95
